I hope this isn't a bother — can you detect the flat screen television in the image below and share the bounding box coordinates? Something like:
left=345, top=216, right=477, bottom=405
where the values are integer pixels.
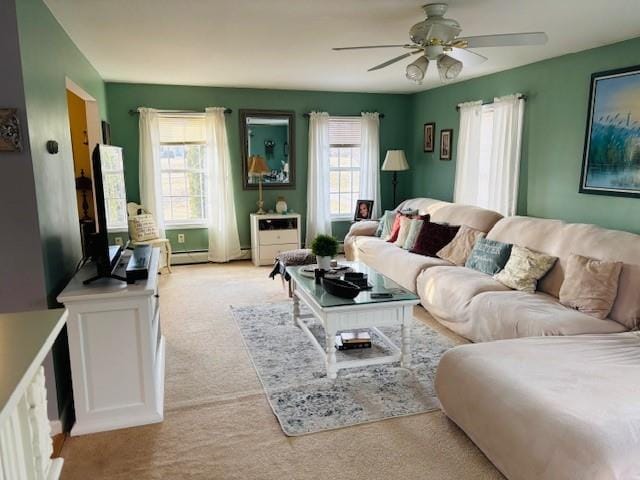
left=83, top=144, right=126, bottom=284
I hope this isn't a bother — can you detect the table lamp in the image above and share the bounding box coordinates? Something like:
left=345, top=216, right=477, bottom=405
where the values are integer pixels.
left=381, top=150, right=409, bottom=207
left=248, top=155, right=270, bottom=214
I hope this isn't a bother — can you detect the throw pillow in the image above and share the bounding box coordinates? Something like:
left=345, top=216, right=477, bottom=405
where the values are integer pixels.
left=400, top=208, right=419, bottom=216
left=494, top=245, right=557, bottom=293
left=465, top=238, right=513, bottom=275
left=130, top=214, right=159, bottom=241
left=403, top=219, right=425, bottom=250
left=436, top=225, right=486, bottom=266
left=386, top=213, right=404, bottom=243
left=393, top=216, right=413, bottom=248
left=410, top=221, right=460, bottom=257
left=375, top=210, right=395, bottom=238
left=559, top=254, right=623, bottom=319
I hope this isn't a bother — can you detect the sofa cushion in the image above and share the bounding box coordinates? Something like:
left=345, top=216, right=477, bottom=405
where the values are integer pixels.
left=467, top=290, right=626, bottom=342
left=375, top=210, right=394, bottom=237
left=435, top=332, right=640, bottom=480
left=465, top=238, right=512, bottom=275
left=416, top=266, right=510, bottom=327
left=411, top=221, right=460, bottom=257
left=494, top=245, right=557, bottom=293
left=397, top=198, right=503, bottom=233
left=559, top=254, right=623, bottom=319
left=436, top=225, right=486, bottom=266
left=487, top=216, right=640, bottom=329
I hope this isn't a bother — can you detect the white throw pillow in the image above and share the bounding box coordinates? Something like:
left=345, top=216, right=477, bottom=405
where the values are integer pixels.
left=130, top=214, right=159, bottom=241
left=393, top=216, right=412, bottom=248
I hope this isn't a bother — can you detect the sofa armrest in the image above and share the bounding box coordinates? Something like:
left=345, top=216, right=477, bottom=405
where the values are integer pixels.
left=346, top=220, right=379, bottom=239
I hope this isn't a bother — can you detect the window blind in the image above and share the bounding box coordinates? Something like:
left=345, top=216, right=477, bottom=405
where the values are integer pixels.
left=158, top=114, right=206, bottom=144
left=329, top=117, right=362, bottom=146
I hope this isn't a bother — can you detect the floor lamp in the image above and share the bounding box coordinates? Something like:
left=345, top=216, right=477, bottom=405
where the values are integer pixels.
left=382, top=150, right=409, bottom=207
left=248, top=155, right=269, bottom=214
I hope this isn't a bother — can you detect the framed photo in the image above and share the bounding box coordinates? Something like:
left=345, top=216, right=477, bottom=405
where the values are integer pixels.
left=580, top=65, right=640, bottom=198
left=423, top=122, right=435, bottom=152
left=354, top=199, right=374, bottom=221
left=440, top=129, right=453, bottom=160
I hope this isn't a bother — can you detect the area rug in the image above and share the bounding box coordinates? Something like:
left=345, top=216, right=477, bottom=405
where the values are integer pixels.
left=230, top=302, right=456, bottom=436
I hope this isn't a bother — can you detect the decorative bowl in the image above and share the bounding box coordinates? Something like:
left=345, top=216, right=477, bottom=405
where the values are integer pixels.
left=322, top=277, right=361, bottom=299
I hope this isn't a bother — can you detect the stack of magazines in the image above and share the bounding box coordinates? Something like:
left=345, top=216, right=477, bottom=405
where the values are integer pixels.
left=335, top=331, right=372, bottom=350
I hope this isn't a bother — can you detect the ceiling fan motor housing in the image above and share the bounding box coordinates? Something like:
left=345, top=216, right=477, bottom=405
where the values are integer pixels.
left=410, top=3, right=461, bottom=45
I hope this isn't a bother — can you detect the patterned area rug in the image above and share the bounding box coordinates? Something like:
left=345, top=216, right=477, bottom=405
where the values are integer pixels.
left=231, top=303, right=456, bottom=436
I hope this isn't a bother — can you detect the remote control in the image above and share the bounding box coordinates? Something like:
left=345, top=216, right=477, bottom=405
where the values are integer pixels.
left=371, top=292, right=393, bottom=299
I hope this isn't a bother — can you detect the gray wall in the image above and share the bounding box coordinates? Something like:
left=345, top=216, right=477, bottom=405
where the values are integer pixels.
left=0, top=0, right=47, bottom=312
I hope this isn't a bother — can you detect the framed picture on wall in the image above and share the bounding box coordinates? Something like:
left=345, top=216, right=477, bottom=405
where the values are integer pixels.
left=580, top=64, right=640, bottom=198
left=354, top=199, right=374, bottom=221
left=423, top=122, right=435, bottom=152
left=440, top=129, right=453, bottom=160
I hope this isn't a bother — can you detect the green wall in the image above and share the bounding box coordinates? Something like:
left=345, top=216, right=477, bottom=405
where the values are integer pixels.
left=409, top=36, right=640, bottom=234
left=105, top=83, right=412, bottom=249
left=15, top=0, right=108, bottom=429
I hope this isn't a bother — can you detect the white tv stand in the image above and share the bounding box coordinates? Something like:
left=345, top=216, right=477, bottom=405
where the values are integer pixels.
left=58, top=248, right=165, bottom=436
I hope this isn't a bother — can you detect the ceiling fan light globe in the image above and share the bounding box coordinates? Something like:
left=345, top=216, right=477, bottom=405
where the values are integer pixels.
left=437, top=54, right=462, bottom=81
left=405, top=56, right=429, bottom=82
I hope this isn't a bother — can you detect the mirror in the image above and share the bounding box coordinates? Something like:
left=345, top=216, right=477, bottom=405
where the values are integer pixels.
left=240, top=109, right=295, bottom=190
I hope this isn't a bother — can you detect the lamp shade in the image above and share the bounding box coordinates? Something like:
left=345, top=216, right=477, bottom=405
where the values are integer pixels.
left=248, top=155, right=269, bottom=176
left=381, top=150, right=409, bottom=171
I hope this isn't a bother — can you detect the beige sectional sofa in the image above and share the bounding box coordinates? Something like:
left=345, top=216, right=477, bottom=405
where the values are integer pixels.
left=345, top=197, right=639, bottom=341
left=346, top=197, right=640, bottom=479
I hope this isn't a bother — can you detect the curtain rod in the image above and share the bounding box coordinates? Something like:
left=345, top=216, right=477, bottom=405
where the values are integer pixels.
left=455, top=94, right=527, bottom=111
left=302, top=112, right=385, bottom=119
left=128, top=108, right=232, bottom=116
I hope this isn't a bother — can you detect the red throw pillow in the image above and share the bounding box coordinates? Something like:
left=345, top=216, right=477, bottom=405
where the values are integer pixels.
left=410, top=221, right=460, bottom=257
left=387, top=213, right=430, bottom=243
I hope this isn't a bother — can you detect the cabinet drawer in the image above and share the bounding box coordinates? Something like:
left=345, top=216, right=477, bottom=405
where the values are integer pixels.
left=259, top=243, right=300, bottom=263
left=259, top=229, right=298, bottom=246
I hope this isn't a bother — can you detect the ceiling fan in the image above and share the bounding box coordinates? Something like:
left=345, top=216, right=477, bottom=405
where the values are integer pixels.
left=333, top=3, right=548, bottom=84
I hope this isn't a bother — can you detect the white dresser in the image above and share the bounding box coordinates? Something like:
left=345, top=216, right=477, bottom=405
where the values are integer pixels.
left=57, top=248, right=164, bottom=436
left=250, top=213, right=301, bottom=266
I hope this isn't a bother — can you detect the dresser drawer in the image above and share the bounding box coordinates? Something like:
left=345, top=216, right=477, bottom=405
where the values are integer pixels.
left=259, top=229, right=298, bottom=246
left=259, top=243, right=299, bottom=263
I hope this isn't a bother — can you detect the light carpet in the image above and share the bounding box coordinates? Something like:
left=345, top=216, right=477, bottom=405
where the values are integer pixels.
left=59, top=261, right=504, bottom=480
left=232, top=302, right=455, bottom=435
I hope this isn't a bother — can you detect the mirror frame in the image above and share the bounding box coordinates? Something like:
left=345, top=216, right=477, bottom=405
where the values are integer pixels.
left=240, top=109, right=296, bottom=190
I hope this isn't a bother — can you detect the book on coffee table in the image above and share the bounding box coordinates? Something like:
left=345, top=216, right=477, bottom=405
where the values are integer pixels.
left=340, top=331, right=371, bottom=344
left=335, top=335, right=371, bottom=350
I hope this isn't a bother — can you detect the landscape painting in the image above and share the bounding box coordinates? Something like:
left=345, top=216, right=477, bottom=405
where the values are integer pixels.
left=581, top=65, right=640, bottom=198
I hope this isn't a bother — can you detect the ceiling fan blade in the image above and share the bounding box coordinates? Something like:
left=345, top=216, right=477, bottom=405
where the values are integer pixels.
left=456, top=32, right=548, bottom=48
left=367, top=50, right=423, bottom=72
left=448, top=47, right=488, bottom=67
left=333, top=44, right=415, bottom=51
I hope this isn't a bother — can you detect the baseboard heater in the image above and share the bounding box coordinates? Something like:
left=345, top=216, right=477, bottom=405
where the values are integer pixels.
left=172, top=248, right=252, bottom=265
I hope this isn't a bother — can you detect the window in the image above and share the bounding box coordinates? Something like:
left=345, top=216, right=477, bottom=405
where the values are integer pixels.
left=158, top=115, right=208, bottom=226
left=328, top=117, right=361, bottom=218
left=101, top=147, right=127, bottom=230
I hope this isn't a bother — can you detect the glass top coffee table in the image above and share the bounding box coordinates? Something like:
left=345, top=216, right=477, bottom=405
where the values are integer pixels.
left=286, top=261, right=419, bottom=379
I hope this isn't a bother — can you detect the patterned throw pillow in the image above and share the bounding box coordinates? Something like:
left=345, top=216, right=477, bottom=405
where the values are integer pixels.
left=130, top=214, right=159, bottom=241
left=559, top=254, right=623, bottom=319
left=376, top=210, right=397, bottom=239
left=410, top=221, right=460, bottom=257
left=393, top=216, right=413, bottom=247
left=465, top=238, right=512, bottom=275
left=494, top=245, right=557, bottom=293
left=403, top=219, right=425, bottom=250
left=437, top=225, right=486, bottom=266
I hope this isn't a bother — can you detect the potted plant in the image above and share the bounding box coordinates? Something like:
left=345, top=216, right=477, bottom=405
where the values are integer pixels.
left=311, top=234, right=338, bottom=270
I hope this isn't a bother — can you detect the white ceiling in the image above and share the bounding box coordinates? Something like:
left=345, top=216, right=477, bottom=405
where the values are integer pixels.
left=44, top=0, right=640, bottom=94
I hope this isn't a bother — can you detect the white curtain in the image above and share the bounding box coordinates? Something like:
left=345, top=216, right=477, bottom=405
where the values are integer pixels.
left=487, top=94, right=525, bottom=216
left=138, top=108, right=165, bottom=237
left=360, top=112, right=381, bottom=219
left=306, top=111, right=331, bottom=247
left=205, top=107, right=241, bottom=262
left=453, top=101, right=483, bottom=207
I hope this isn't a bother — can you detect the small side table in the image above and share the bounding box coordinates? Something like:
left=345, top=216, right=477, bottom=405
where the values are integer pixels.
left=250, top=213, right=301, bottom=266
left=131, top=238, right=172, bottom=272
